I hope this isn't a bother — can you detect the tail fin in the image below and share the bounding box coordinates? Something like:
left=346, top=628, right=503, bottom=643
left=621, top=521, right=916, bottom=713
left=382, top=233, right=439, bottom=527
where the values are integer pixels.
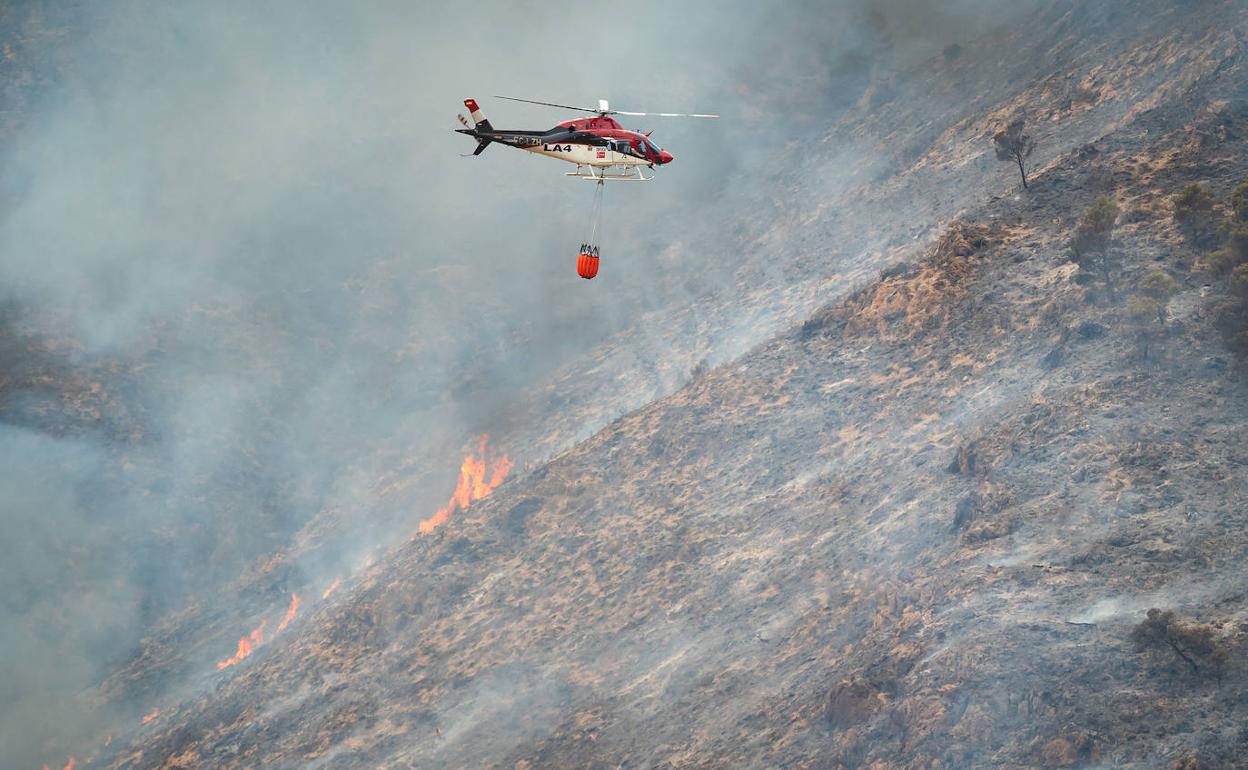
left=463, top=98, right=493, bottom=132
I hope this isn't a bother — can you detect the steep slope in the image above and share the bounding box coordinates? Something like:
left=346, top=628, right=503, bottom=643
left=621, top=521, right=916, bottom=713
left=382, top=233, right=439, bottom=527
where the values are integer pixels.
left=13, top=2, right=1248, bottom=769
left=86, top=9, right=1248, bottom=769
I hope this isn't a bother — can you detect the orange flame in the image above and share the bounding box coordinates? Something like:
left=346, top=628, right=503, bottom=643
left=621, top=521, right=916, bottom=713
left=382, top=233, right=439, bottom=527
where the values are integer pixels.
left=43, top=758, right=76, bottom=770
left=418, top=435, right=514, bottom=534
left=322, top=577, right=341, bottom=600
left=276, top=592, right=300, bottom=633
left=217, top=591, right=305, bottom=671
left=217, top=618, right=267, bottom=670
left=141, top=708, right=160, bottom=724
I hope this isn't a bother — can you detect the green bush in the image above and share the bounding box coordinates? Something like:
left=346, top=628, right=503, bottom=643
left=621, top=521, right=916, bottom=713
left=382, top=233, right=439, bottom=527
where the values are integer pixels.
left=1231, top=181, right=1248, bottom=223
left=1172, top=183, right=1218, bottom=249
left=1208, top=222, right=1248, bottom=275
left=1209, top=247, right=1236, bottom=276
left=1210, top=182, right=1248, bottom=355
left=1126, top=288, right=1168, bottom=361
left=1230, top=263, right=1248, bottom=301
left=1126, top=295, right=1163, bottom=325
left=1212, top=299, right=1248, bottom=349
left=1138, top=270, right=1180, bottom=302
left=1213, top=182, right=1248, bottom=269
left=1081, top=195, right=1120, bottom=234
left=1070, top=196, right=1120, bottom=287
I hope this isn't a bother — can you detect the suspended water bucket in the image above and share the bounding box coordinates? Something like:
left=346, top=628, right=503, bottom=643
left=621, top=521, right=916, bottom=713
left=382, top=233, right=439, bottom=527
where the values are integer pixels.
left=577, top=250, right=599, bottom=280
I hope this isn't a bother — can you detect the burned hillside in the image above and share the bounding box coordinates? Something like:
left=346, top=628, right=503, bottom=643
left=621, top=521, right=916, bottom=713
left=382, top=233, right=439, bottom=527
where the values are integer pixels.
left=90, top=37, right=1248, bottom=769
left=7, top=1, right=1248, bottom=769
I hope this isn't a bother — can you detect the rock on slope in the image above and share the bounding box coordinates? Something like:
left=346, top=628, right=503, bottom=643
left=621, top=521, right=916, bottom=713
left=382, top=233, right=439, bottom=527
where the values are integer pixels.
left=46, top=2, right=1248, bottom=768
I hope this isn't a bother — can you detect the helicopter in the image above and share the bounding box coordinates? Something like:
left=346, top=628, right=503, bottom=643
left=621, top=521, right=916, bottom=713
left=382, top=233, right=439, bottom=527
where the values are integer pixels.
left=455, top=96, right=718, bottom=279
left=455, top=96, right=717, bottom=182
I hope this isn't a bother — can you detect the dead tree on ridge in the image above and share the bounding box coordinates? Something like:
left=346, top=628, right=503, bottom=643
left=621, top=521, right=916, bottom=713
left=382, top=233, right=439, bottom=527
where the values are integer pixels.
left=993, top=116, right=1036, bottom=189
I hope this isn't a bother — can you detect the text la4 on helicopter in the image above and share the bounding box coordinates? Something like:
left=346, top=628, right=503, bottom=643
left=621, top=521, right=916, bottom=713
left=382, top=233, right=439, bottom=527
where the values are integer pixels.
left=455, top=96, right=718, bottom=181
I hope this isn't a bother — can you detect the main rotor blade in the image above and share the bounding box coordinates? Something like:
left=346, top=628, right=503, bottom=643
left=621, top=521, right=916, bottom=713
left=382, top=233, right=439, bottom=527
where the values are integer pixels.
left=493, top=96, right=720, bottom=118
left=613, top=110, right=720, bottom=118
left=493, top=95, right=601, bottom=113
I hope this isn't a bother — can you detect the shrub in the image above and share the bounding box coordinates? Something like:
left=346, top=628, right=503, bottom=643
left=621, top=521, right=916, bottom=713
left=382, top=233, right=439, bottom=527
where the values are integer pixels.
left=1211, top=222, right=1248, bottom=275
left=1072, top=196, right=1119, bottom=253
left=1080, top=195, right=1120, bottom=234
left=1070, top=196, right=1120, bottom=289
left=1126, top=295, right=1163, bottom=360
left=1130, top=608, right=1227, bottom=676
left=1173, top=183, right=1214, bottom=214
left=1172, top=183, right=1218, bottom=249
left=1212, top=300, right=1248, bottom=354
left=1205, top=183, right=1248, bottom=354
left=1230, top=263, right=1248, bottom=300
left=1231, top=181, right=1248, bottom=222
left=1209, top=246, right=1238, bottom=276
left=1126, top=295, right=1163, bottom=325
left=1206, top=181, right=1248, bottom=274
left=1138, top=270, right=1180, bottom=302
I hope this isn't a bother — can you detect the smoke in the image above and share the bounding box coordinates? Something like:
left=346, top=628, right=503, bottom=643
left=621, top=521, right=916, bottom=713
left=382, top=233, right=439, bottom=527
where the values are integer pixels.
left=0, top=0, right=1045, bottom=766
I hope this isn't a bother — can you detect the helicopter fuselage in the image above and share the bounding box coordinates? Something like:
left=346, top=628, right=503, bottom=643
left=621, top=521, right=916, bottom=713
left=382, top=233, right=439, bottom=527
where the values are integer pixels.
left=457, top=115, right=673, bottom=168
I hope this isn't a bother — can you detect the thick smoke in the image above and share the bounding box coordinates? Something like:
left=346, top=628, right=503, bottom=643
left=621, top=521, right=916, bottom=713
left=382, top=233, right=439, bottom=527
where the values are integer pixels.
left=0, top=1, right=1041, bottom=765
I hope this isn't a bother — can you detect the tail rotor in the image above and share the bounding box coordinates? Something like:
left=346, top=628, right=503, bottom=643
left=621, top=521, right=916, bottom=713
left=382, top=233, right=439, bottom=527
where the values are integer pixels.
left=457, top=98, right=494, bottom=156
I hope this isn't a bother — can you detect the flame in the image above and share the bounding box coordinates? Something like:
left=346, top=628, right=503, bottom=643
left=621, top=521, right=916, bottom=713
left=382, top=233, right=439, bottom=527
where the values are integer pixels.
left=322, top=577, right=341, bottom=600
left=43, top=758, right=76, bottom=770
left=418, top=435, right=514, bottom=534
left=276, top=592, right=300, bottom=633
left=217, top=591, right=304, bottom=671
left=217, top=618, right=267, bottom=670
left=141, top=708, right=160, bottom=724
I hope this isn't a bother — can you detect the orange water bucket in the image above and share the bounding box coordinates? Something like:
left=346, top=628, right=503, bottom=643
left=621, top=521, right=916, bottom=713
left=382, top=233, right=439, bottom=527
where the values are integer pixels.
left=577, top=251, right=599, bottom=280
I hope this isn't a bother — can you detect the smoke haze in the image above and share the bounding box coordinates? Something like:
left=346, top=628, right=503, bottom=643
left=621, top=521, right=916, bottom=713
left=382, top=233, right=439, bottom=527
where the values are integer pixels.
left=0, top=1, right=1040, bottom=765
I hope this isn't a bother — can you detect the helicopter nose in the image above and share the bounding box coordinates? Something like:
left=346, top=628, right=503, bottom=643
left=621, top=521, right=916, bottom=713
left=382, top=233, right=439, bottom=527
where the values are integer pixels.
left=658, top=150, right=674, bottom=164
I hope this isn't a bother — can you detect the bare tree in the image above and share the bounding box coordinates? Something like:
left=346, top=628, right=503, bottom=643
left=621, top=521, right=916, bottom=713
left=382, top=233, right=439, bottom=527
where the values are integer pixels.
left=993, top=116, right=1036, bottom=189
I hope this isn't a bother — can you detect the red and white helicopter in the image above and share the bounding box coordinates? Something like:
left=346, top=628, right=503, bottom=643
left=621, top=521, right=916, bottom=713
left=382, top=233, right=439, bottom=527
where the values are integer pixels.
left=455, top=96, right=718, bottom=279
left=455, top=96, right=718, bottom=182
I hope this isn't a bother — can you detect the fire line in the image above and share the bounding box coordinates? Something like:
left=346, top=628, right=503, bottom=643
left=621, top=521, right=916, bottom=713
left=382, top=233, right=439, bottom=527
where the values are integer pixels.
left=418, top=435, right=514, bottom=534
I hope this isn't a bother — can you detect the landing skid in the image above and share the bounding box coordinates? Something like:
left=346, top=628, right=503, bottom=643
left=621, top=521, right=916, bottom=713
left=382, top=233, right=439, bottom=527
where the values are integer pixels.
left=567, top=165, right=653, bottom=182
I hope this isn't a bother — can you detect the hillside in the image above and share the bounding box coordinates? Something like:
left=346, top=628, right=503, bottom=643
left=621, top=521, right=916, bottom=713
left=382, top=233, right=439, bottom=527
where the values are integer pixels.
left=9, top=2, right=1248, bottom=769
